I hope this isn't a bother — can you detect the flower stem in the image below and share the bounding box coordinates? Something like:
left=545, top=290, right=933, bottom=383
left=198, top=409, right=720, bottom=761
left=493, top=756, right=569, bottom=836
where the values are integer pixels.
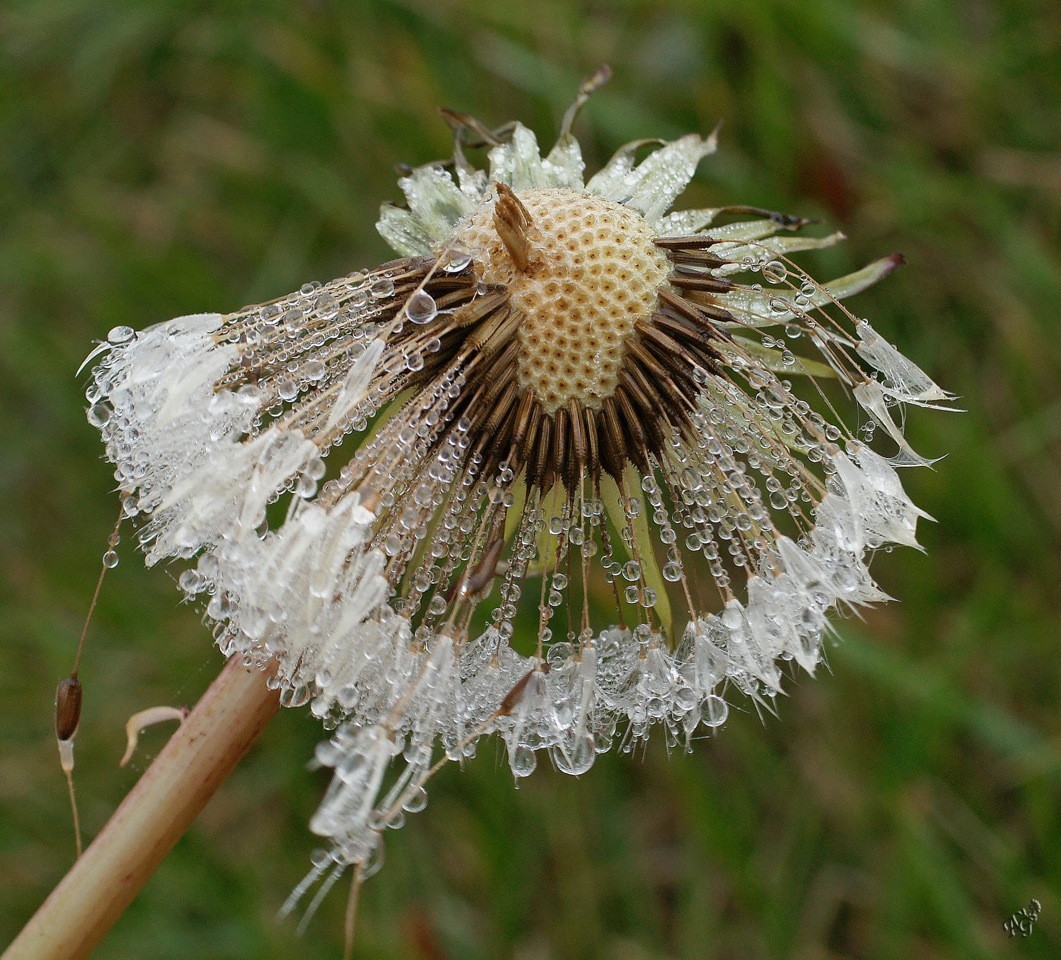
left=4, top=657, right=280, bottom=960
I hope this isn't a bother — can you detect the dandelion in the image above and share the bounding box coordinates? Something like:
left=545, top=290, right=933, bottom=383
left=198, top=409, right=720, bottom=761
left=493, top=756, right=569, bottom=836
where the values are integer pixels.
left=84, top=71, right=952, bottom=891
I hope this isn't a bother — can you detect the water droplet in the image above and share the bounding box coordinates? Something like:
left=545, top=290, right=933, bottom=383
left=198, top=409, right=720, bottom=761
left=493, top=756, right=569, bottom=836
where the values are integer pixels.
left=370, top=278, right=395, bottom=299
left=107, top=326, right=135, bottom=345
left=442, top=248, right=473, bottom=273
left=87, top=403, right=112, bottom=427
left=510, top=745, right=537, bottom=778
left=762, top=260, right=788, bottom=284
left=277, top=379, right=298, bottom=401
left=303, top=359, right=326, bottom=381
left=314, top=294, right=339, bottom=318
left=699, top=695, right=728, bottom=728
left=280, top=684, right=312, bottom=708
left=428, top=595, right=448, bottom=616
left=406, top=291, right=437, bottom=324
left=553, top=733, right=595, bottom=776
left=102, top=550, right=119, bottom=569
left=402, top=787, right=429, bottom=813
left=178, top=569, right=202, bottom=593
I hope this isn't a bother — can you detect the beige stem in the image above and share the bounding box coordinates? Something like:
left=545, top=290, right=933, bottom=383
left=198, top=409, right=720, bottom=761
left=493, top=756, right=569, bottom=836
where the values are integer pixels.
left=4, top=657, right=281, bottom=960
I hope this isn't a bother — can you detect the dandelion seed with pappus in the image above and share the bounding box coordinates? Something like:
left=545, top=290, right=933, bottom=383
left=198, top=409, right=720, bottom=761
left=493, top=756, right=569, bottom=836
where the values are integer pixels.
left=77, top=69, right=953, bottom=926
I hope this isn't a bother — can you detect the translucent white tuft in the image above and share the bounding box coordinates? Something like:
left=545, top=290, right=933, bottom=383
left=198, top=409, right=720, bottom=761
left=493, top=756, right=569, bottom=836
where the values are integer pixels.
left=305, top=438, right=930, bottom=861
left=85, top=313, right=284, bottom=563
left=202, top=495, right=391, bottom=700
left=324, top=338, right=387, bottom=431
left=854, top=321, right=956, bottom=407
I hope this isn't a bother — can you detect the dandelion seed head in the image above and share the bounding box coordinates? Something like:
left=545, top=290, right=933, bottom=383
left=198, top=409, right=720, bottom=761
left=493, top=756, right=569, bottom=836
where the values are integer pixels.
left=85, top=73, right=955, bottom=882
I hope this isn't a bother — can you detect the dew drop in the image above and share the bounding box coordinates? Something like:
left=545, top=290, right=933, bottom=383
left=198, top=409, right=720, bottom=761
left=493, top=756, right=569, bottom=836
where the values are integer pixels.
left=428, top=595, right=448, bottom=617
left=87, top=403, right=112, bottom=427
left=280, top=684, right=312, bottom=708
left=402, top=786, right=428, bottom=813
left=699, top=694, right=729, bottom=728
left=553, top=733, right=596, bottom=776
left=102, top=550, right=119, bottom=569
left=107, top=326, right=135, bottom=345
left=314, top=294, right=338, bottom=319
left=442, top=248, right=473, bottom=273
left=510, top=745, right=537, bottom=778
left=762, top=260, right=788, bottom=284
left=662, top=561, right=682, bottom=582
left=406, top=291, right=437, bottom=324
left=370, top=278, right=395, bottom=300
left=177, top=568, right=201, bottom=589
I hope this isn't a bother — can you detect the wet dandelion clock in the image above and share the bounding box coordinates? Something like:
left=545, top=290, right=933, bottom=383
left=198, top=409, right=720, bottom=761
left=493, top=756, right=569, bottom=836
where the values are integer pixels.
left=84, top=76, right=953, bottom=900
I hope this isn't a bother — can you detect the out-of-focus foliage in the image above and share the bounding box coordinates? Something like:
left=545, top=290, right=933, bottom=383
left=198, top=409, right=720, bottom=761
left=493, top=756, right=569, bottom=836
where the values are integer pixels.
left=1, top=1, right=1058, bottom=957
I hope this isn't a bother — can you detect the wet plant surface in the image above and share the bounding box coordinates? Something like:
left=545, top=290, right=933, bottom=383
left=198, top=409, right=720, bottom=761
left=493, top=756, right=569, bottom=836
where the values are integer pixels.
left=1, top=2, right=1058, bottom=957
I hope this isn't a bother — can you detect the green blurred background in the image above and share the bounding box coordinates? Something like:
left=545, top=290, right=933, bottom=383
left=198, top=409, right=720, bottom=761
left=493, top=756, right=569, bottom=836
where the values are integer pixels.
left=2, top=1, right=1058, bottom=957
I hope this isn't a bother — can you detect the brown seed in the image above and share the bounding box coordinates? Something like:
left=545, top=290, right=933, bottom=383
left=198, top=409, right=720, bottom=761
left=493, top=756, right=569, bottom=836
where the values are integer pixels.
left=493, top=183, right=533, bottom=273
left=668, top=273, right=735, bottom=294
left=497, top=663, right=550, bottom=716
left=460, top=537, right=506, bottom=600
left=55, top=676, right=83, bottom=742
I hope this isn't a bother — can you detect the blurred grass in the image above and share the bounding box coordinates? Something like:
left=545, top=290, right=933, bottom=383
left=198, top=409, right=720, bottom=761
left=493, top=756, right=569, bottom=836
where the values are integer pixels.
left=1, top=0, right=1059, bottom=957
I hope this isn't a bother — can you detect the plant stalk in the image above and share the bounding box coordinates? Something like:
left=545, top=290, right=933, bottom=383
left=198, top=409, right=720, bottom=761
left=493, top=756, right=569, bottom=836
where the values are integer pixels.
left=4, top=657, right=280, bottom=960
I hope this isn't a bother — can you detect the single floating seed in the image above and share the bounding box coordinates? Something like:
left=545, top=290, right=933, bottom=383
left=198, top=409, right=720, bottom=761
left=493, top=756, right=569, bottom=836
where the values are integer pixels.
left=55, top=676, right=83, bottom=742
